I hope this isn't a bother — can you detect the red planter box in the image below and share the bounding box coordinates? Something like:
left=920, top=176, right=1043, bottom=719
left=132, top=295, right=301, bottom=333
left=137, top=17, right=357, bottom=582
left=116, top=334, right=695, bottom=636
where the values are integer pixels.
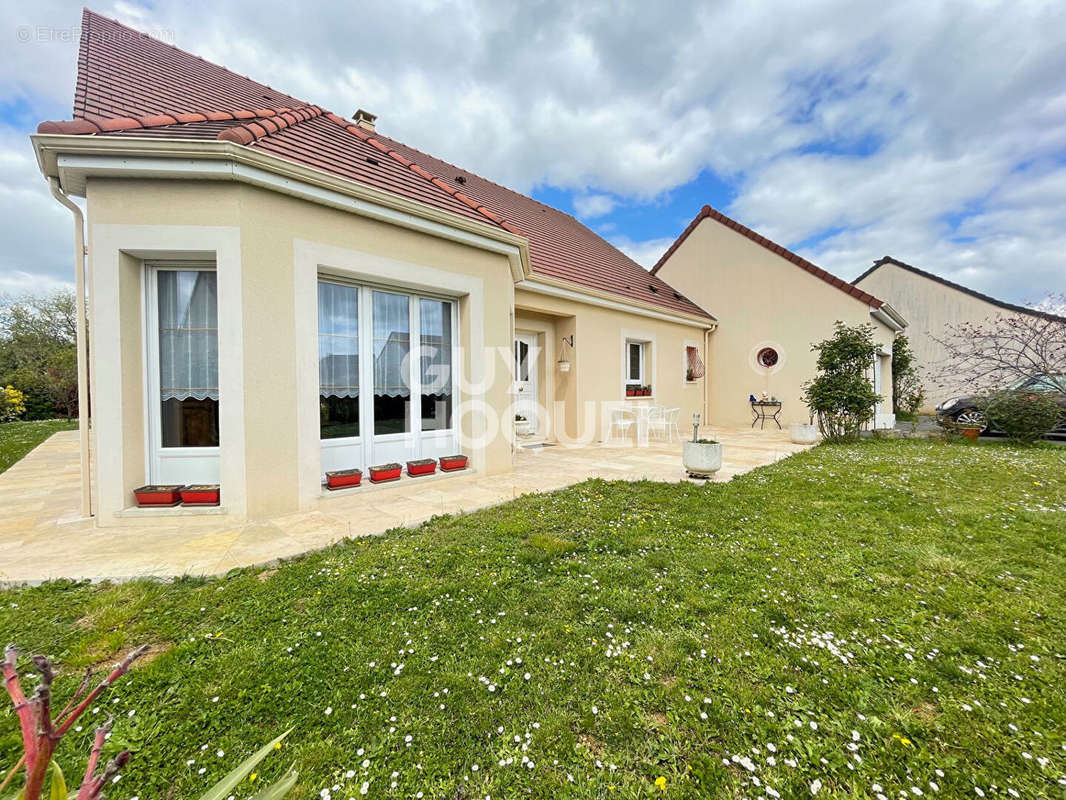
left=325, top=469, right=362, bottom=490
left=439, top=454, right=468, bottom=471
left=180, top=484, right=220, bottom=506
left=133, top=485, right=183, bottom=507
left=626, top=388, right=636, bottom=397
left=407, top=458, right=437, bottom=477
left=369, top=463, right=403, bottom=483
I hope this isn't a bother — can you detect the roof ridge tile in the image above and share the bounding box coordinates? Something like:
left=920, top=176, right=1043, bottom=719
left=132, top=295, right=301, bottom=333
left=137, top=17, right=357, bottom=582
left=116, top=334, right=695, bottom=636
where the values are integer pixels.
left=37, top=105, right=317, bottom=137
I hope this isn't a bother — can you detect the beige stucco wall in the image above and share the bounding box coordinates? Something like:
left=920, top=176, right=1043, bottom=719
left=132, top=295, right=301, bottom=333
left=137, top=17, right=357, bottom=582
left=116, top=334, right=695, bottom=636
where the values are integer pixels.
left=514, top=289, right=708, bottom=443
left=654, top=217, right=896, bottom=428
left=86, top=178, right=515, bottom=524
left=855, top=263, right=1027, bottom=410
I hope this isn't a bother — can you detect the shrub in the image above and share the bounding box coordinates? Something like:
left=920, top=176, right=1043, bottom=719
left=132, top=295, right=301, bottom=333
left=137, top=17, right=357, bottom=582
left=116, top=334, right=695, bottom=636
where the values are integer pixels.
left=0, top=384, right=26, bottom=421
left=891, top=334, right=925, bottom=414
left=983, top=390, right=1062, bottom=444
left=802, top=322, right=881, bottom=441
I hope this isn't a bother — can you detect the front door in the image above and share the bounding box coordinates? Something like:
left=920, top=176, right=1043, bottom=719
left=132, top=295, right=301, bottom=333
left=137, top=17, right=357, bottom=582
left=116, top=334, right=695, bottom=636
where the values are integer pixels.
left=514, top=332, right=539, bottom=434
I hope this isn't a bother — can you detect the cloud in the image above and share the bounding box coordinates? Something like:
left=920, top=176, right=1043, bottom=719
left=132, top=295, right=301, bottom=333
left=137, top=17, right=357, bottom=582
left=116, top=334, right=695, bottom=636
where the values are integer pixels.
left=0, top=0, right=1064, bottom=299
left=610, top=236, right=676, bottom=270
left=573, top=194, right=616, bottom=219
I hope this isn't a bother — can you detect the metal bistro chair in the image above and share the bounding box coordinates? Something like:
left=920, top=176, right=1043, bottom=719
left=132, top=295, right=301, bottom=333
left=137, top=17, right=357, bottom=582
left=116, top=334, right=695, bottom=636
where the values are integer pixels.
left=609, top=407, right=635, bottom=442
left=648, top=407, right=681, bottom=442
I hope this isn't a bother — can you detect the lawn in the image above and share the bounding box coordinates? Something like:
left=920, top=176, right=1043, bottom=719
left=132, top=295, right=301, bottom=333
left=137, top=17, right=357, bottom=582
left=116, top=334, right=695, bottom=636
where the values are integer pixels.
left=0, top=419, right=77, bottom=474
left=1, top=439, right=1064, bottom=799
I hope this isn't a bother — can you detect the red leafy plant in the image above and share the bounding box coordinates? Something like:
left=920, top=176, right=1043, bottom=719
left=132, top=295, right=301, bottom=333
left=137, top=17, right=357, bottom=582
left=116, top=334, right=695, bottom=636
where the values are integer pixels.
left=2, top=643, right=147, bottom=800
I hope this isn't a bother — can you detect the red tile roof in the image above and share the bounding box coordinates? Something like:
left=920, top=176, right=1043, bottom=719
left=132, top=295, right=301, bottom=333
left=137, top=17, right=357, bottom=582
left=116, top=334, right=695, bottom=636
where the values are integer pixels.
left=38, top=9, right=713, bottom=322
left=650, top=205, right=885, bottom=309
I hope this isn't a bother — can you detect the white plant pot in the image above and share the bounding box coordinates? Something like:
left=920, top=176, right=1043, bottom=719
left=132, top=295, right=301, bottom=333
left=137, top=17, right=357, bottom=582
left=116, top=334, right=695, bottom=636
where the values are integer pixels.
left=557, top=359, right=571, bottom=373
left=683, top=440, right=723, bottom=477
left=515, top=420, right=533, bottom=436
left=789, top=423, right=819, bottom=444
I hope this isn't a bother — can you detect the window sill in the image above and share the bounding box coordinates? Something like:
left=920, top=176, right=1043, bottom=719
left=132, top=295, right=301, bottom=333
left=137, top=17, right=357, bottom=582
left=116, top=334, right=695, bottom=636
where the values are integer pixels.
left=115, top=504, right=229, bottom=518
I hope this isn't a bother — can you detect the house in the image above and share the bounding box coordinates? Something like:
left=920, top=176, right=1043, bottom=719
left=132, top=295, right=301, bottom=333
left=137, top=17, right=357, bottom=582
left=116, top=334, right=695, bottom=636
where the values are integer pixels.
left=651, top=206, right=906, bottom=429
left=32, top=10, right=716, bottom=525
left=853, top=256, right=1066, bottom=411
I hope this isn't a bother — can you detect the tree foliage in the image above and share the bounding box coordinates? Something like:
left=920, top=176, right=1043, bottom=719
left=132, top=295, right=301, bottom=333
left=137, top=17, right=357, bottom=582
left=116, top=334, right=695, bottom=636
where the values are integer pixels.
left=891, top=334, right=924, bottom=415
left=802, top=322, right=881, bottom=441
left=0, top=291, right=79, bottom=419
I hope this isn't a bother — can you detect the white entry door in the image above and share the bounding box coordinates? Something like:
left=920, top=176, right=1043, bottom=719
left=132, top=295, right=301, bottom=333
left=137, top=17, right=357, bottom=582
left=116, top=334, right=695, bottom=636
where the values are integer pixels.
left=514, top=332, right=539, bottom=433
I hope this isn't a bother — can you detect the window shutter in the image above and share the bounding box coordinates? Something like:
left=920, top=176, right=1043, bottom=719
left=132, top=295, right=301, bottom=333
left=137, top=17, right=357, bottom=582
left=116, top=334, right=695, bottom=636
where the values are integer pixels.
left=685, top=345, right=705, bottom=379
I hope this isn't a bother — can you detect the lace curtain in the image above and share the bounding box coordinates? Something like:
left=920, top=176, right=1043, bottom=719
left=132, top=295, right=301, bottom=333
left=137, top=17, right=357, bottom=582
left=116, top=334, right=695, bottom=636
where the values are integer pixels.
left=373, top=291, right=411, bottom=397
left=158, top=270, right=219, bottom=401
left=420, top=298, right=452, bottom=395
left=318, top=281, right=360, bottom=398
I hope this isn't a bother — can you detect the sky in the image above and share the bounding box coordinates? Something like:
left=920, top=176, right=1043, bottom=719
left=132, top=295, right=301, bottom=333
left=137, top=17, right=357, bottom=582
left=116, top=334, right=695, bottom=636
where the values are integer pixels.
left=2, top=0, right=1065, bottom=306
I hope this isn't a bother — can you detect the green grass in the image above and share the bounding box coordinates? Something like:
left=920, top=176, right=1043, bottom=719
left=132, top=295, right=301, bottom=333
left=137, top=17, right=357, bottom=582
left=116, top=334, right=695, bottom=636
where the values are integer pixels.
left=0, top=419, right=77, bottom=474
left=2, top=439, right=1065, bottom=799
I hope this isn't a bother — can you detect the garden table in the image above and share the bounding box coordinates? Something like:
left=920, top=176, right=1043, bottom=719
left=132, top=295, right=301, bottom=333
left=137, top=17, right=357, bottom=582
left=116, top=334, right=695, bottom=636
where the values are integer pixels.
left=751, top=400, right=783, bottom=429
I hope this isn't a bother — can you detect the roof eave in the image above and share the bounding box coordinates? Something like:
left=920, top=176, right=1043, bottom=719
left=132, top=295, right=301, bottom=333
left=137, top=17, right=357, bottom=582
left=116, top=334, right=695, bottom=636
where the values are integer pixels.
left=31, top=132, right=532, bottom=283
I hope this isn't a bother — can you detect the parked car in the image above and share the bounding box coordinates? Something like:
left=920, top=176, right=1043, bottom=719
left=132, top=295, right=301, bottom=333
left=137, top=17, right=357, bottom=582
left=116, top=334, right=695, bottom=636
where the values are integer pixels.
left=935, top=375, right=1066, bottom=438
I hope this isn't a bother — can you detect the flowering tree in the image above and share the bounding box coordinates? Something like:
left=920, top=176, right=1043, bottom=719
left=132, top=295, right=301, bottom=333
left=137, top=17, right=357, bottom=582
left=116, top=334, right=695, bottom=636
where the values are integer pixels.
left=929, top=300, right=1066, bottom=394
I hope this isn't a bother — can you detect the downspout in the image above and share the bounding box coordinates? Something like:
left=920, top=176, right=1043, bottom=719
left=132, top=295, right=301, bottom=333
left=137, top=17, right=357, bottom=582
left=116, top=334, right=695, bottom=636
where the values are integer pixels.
left=48, top=177, right=92, bottom=518
left=703, top=325, right=713, bottom=427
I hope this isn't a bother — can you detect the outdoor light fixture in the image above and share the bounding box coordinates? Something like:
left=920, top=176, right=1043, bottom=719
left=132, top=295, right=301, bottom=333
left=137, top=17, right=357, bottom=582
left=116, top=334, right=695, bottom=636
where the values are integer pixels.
left=557, top=335, right=574, bottom=372
left=692, top=412, right=701, bottom=442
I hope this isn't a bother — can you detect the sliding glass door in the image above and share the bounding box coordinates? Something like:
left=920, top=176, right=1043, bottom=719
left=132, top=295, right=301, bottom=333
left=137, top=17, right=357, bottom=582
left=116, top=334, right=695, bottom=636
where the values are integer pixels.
left=318, top=279, right=458, bottom=477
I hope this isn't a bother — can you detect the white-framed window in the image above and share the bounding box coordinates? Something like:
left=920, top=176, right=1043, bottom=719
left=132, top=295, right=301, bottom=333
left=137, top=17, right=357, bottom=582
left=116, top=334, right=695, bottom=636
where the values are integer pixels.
left=626, top=339, right=646, bottom=385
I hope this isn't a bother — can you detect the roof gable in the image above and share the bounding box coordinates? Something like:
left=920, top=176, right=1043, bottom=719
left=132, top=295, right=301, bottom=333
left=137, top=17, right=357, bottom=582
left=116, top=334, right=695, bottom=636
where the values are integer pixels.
left=651, top=205, right=885, bottom=309
left=38, top=9, right=713, bottom=322
left=854, top=256, right=1065, bottom=323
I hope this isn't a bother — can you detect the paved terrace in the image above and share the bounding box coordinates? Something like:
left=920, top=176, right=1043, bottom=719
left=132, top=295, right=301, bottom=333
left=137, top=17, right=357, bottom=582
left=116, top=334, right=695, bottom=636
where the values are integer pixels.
left=0, top=429, right=812, bottom=583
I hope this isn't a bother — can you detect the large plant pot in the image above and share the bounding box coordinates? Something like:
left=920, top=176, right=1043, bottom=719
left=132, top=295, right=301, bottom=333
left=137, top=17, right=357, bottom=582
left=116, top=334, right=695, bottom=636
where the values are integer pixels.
left=789, top=423, right=819, bottom=444
left=325, top=469, right=362, bottom=490
left=683, top=440, right=723, bottom=478
left=960, top=426, right=980, bottom=441
left=440, top=454, right=468, bottom=471
left=515, top=420, right=533, bottom=436
left=133, top=484, right=183, bottom=507
left=369, top=463, right=403, bottom=483
left=406, top=458, right=437, bottom=477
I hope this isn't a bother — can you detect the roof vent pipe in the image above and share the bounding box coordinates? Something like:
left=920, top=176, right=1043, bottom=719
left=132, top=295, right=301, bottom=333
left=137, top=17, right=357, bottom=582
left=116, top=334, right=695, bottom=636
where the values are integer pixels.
left=353, top=109, right=377, bottom=131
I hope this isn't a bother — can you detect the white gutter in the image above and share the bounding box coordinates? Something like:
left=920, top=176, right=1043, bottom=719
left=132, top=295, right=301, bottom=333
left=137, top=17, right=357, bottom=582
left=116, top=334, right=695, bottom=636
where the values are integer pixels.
left=871, top=304, right=907, bottom=333
left=47, top=177, right=92, bottom=518
left=33, top=134, right=530, bottom=284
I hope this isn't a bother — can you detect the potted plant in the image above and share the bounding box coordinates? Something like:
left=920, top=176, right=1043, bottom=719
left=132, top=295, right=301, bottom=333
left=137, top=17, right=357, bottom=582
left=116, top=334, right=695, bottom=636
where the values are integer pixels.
left=515, top=414, right=533, bottom=435
left=368, top=463, right=403, bottom=483
left=642, top=385, right=652, bottom=397
left=407, top=458, right=437, bottom=477
left=626, top=386, right=637, bottom=397
left=180, top=484, right=221, bottom=506
left=790, top=411, right=819, bottom=444
left=133, top=484, right=184, bottom=507
left=325, top=468, right=362, bottom=490
left=440, top=454, right=468, bottom=471
left=557, top=358, right=571, bottom=372
left=682, top=414, right=722, bottom=478
left=958, top=424, right=981, bottom=441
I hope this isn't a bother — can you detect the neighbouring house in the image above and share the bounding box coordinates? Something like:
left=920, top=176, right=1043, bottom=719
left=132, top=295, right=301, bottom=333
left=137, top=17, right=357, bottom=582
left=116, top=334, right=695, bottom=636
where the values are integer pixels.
left=33, top=10, right=717, bottom=526
left=651, top=206, right=907, bottom=430
left=853, top=256, right=1066, bottom=411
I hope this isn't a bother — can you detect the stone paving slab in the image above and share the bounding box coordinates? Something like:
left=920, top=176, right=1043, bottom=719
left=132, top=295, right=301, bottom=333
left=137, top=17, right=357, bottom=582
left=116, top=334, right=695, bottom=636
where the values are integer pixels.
left=0, top=428, right=812, bottom=583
